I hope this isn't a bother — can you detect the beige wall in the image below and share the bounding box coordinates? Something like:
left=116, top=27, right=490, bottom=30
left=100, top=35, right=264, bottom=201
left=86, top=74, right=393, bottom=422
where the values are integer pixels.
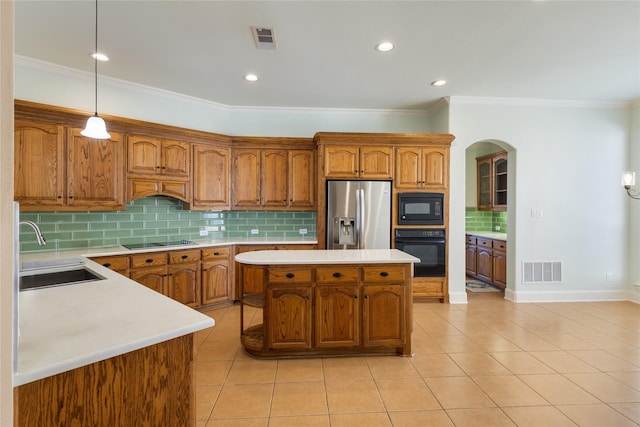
left=1, top=1, right=14, bottom=424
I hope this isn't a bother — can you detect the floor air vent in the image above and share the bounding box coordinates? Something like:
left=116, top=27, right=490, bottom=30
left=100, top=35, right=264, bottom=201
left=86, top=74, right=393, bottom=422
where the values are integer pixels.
left=251, top=27, right=277, bottom=49
left=522, top=261, right=562, bottom=284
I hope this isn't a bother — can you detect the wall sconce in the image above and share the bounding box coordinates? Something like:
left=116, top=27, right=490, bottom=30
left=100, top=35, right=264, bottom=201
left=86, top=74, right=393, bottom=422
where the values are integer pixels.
left=622, top=172, right=640, bottom=199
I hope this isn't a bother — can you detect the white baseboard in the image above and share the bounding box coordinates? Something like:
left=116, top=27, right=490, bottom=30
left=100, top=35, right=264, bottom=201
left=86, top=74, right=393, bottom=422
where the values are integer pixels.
left=507, top=289, right=632, bottom=303
left=448, top=292, right=468, bottom=304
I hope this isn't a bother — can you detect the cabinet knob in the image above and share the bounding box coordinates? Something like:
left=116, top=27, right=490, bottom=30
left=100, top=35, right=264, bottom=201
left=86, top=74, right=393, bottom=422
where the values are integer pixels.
left=380, top=271, right=389, bottom=277
left=103, top=263, right=111, bottom=268
left=364, top=295, right=369, bottom=299
left=181, top=255, right=188, bottom=260
left=354, top=294, right=358, bottom=299
left=306, top=295, right=311, bottom=300
left=332, top=272, right=342, bottom=278
left=285, top=273, right=295, bottom=279
left=57, top=195, right=62, bottom=199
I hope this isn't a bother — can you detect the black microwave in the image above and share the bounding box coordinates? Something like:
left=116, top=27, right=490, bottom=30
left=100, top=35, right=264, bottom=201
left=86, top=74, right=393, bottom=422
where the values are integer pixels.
left=398, top=192, right=444, bottom=225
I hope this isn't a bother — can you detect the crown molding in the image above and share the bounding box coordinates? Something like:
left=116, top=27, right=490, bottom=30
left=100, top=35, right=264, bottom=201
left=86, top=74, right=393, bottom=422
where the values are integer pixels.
left=448, top=95, right=630, bottom=109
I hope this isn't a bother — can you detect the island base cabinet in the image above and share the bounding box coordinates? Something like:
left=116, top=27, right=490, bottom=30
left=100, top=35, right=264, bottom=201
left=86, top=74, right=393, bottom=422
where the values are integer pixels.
left=266, top=286, right=313, bottom=350
left=362, top=284, right=406, bottom=349
left=14, top=334, right=195, bottom=427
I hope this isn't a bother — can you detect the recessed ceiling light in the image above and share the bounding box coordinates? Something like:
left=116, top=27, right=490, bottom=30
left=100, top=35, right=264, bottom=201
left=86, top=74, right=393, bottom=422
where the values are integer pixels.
left=244, top=74, right=259, bottom=82
left=375, top=41, right=394, bottom=52
left=431, top=80, right=447, bottom=87
left=91, top=52, right=109, bottom=62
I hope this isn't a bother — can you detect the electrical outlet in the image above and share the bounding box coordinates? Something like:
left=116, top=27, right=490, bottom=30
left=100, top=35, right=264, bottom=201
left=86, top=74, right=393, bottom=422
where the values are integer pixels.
left=299, top=228, right=308, bottom=235
left=199, top=230, right=208, bottom=236
left=495, top=226, right=501, bottom=231
left=251, top=228, right=259, bottom=234
left=606, top=273, right=613, bottom=282
left=531, top=209, right=544, bottom=218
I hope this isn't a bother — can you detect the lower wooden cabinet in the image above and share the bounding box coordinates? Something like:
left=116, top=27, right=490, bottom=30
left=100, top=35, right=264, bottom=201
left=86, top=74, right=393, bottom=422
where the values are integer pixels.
left=239, top=263, right=412, bottom=357
left=465, top=234, right=507, bottom=289
left=201, top=247, right=232, bottom=306
left=168, top=262, right=200, bottom=308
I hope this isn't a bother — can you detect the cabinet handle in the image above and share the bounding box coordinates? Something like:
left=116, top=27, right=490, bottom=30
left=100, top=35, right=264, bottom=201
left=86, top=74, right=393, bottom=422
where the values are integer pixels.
left=103, top=263, right=111, bottom=268
left=181, top=255, right=188, bottom=260
left=354, top=294, right=358, bottom=299
left=57, top=195, right=62, bottom=199
left=213, top=252, right=220, bottom=256
left=380, top=271, right=389, bottom=277
left=306, top=295, right=311, bottom=300
left=69, top=196, right=74, bottom=199
left=332, top=272, right=342, bottom=278
left=145, top=259, right=154, bottom=263
left=285, top=273, right=295, bottom=278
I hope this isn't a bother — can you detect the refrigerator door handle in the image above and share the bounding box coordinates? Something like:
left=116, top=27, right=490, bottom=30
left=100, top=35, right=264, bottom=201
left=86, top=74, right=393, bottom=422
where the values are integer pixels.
left=357, top=188, right=365, bottom=249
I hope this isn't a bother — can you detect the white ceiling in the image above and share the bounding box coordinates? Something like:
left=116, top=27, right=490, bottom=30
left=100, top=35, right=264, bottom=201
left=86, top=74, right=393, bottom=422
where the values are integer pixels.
left=14, top=0, right=640, bottom=111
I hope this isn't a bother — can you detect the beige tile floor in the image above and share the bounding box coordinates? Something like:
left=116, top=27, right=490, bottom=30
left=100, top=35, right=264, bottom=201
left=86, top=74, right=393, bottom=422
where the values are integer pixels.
left=194, top=292, right=640, bottom=427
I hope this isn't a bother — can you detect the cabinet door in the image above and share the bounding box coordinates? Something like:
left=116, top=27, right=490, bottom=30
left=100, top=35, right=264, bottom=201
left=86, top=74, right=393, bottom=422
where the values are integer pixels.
left=465, top=244, right=477, bottom=276
left=477, top=157, right=493, bottom=210
left=394, top=147, right=421, bottom=189
left=201, top=259, right=231, bottom=305
left=359, top=146, right=392, bottom=179
left=66, top=128, right=125, bottom=210
left=162, top=139, right=190, bottom=177
left=324, top=146, right=358, bottom=178
left=362, top=284, right=405, bottom=347
left=192, top=144, right=230, bottom=209
left=168, top=262, right=201, bottom=308
left=14, top=120, right=66, bottom=208
left=492, top=249, right=507, bottom=289
left=266, top=285, right=312, bottom=349
left=315, top=284, right=360, bottom=348
left=232, top=149, right=261, bottom=208
left=421, top=147, right=448, bottom=189
left=261, top=150, right=288, bottom=208
left=289, top=150, right=315, bottom=209
left=493, top=154, right=508, bottom=210
left=127, top=135, right=161, bottom=175
left=131, top=266, right=167, bottom=295
left=476, top=247, right=493, bottom=283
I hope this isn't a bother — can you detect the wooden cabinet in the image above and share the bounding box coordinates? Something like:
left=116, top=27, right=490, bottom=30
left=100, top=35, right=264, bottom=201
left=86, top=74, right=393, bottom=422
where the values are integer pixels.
left=477, top=151, right=507, bottom=211
left=323, top=145, right=392, bottom=179
left=395, top=146, right=448, bottom=190
left=191, top=144, right=230, bottom=210
left=126, top=135, right=191, bottom=203
left=465, top=234, right=507, bottom=289
left=239, top=261, right=411, bottom=357
left=130, top=252, right=169, bottom=295
left=91, top=255, right=130, bottom=277
left=167, top=249, right=201, bottom=308
left=201, top=247, right=232, bottom=306
left=14, top=120, right=125, bottom=211
left=232, top=148, right=315, bottom=210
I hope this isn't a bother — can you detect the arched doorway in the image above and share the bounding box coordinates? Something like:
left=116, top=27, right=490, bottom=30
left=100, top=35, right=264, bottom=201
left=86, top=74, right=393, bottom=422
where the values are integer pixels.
left=464, top=140, right=516, bottom=301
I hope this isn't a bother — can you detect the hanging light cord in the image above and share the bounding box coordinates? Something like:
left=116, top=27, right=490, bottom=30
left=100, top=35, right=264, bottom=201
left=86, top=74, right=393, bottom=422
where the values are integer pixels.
left=93, top=0, right=98, bottom=116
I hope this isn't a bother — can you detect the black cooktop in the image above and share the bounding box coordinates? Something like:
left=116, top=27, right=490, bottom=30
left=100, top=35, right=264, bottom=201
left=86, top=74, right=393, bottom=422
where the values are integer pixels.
left=123, top=240, right=195, bottom=250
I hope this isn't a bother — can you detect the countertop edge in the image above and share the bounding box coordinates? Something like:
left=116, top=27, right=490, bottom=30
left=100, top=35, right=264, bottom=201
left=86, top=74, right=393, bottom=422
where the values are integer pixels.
left=235, top=249, right=421, bottom=265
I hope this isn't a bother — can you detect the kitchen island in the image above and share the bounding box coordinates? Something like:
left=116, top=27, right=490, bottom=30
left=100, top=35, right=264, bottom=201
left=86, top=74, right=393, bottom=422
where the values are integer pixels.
left=13, top=257, right=214, bottom=427
left=235, top=249, right=419, bottom=358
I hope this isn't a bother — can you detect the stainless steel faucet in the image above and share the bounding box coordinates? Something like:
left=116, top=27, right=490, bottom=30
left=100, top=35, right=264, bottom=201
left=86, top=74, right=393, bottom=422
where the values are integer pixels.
left=19, top=220, right=46, bottom=246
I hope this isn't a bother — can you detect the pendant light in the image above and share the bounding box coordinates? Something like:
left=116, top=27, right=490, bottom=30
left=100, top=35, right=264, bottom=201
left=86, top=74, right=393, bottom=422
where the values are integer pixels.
left=81, top=0, right=110, bottom=139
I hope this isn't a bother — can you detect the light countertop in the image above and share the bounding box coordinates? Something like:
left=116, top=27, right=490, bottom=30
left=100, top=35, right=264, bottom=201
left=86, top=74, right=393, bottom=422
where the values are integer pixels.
left=235, top=249, right=420, bottom=265
left=466, top=231, right=507, bottom=241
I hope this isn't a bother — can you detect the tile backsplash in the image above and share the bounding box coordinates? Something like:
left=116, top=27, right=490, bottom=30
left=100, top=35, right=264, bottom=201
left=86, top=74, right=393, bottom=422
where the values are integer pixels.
left=19, top=196, right=316, bottom=252
left=465, top=207, right=507, bottom=233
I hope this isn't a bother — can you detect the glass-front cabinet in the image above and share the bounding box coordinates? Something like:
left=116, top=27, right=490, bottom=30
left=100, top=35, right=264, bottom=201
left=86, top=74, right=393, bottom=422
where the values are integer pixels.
left=477, top=151, right=507, bottom=211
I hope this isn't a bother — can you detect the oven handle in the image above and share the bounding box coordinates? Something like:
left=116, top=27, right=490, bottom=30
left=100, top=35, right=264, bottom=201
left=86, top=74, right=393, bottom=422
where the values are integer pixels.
left=395, top=239, right=446, bottom=244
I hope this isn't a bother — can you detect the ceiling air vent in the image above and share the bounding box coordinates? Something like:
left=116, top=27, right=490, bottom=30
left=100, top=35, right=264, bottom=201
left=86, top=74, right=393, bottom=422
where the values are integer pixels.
left=251, top=26, right=277, bottom=50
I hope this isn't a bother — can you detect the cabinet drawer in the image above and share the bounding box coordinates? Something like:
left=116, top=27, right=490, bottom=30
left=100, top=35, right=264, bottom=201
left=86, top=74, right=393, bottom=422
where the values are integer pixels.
left=362, top=266, right=406, bottom=283
left=477, top=238, right=492, bottom=248
left=268, top=267, right=312, bottom=284
left=492, top=240, right=507, bottom=250
left=131, top=252, right=167, bottom=268
left=413, top=282, right=444, bottom=297
left=91, top=255, right=129, bottom=271
left=466, top=235, right=477, bottom=245
left=169, top=249, right=201, bottom=264
left=316, top=266, right=358, bottom=283
left=201, top=246, right=230, bottom=260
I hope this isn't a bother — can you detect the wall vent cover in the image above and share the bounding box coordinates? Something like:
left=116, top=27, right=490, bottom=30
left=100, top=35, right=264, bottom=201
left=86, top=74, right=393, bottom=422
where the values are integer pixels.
left=251, top=26, right=277, bottom=49
left=522, top=261, right=562, bottom=283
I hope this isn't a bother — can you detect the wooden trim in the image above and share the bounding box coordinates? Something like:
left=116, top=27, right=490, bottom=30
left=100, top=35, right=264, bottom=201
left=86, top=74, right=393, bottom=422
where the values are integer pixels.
left=314, top=132, right=455, bottom=146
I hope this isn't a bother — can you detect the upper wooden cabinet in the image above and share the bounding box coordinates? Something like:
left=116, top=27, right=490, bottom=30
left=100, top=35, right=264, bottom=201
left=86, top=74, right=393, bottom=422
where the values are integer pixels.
left=477, top=151, right=507, bottom=211
left=14, top=119, right=125, bottom=211
left=394, top=146, right=448, bottom=190
left=191, top=144, right=230, bottom=210
left=231, top=137, right=315, bottom=210
left=127, top=135, right=190, bottom=178
left=323, top=146, right=392, bottom=179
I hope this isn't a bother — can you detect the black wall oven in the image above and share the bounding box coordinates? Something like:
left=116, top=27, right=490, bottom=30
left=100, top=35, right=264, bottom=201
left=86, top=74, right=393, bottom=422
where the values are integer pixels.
left=394, top=228, right=446, bottom=277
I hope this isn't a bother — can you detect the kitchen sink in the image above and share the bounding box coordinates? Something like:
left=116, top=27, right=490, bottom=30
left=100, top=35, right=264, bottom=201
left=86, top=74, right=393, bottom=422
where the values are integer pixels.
left=19, top=267, right=105, bottom=291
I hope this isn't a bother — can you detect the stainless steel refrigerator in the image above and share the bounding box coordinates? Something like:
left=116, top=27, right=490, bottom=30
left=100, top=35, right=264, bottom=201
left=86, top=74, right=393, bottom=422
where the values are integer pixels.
left=326, top=181, right=391, bottom=249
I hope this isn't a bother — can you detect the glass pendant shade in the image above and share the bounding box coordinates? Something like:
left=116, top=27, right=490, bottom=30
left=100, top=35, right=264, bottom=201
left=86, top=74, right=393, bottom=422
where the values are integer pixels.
left=622, top=171, right=636, bottom=189
left=81, top=114, right=111, bottom=139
